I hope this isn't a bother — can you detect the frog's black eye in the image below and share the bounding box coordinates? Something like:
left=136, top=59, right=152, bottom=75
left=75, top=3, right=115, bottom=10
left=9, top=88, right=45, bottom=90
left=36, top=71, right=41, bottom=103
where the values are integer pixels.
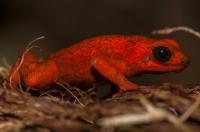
left=153, top=46, right=172, bottom=63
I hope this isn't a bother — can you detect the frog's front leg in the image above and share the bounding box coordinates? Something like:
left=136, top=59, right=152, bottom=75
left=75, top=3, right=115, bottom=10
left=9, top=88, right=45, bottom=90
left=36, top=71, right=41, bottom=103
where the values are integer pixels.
left=90, top=57, right=140, bottom=91
left=8, top=51, right=58, bottom=89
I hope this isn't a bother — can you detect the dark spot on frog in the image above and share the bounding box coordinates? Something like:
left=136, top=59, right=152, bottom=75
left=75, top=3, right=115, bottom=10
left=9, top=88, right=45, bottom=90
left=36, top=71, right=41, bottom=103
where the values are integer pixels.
left=128, top=39, right=136, bottom=45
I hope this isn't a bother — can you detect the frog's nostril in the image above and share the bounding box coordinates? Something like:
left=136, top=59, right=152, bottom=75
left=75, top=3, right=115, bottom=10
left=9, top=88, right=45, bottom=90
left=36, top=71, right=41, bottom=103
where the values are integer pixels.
left=181, top=58, right=190, bottom=66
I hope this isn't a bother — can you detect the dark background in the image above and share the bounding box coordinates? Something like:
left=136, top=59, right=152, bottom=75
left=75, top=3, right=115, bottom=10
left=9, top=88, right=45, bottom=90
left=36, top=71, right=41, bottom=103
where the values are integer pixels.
left=0, top=0, right=200, bottom=92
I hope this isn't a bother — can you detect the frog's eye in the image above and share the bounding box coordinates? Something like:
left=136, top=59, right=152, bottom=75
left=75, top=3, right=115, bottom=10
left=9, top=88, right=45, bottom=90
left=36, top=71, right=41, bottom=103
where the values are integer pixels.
left=152, top=46, right=172, bottom=63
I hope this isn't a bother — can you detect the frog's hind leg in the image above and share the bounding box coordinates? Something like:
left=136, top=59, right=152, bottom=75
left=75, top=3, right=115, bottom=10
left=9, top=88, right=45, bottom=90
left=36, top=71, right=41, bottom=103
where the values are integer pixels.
left=7, top=51, right=58, bottom=89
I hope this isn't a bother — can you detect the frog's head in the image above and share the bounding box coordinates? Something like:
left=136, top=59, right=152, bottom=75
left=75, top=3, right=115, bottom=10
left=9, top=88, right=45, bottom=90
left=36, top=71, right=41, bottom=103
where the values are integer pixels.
left=139, top=38, right=190, bottom=73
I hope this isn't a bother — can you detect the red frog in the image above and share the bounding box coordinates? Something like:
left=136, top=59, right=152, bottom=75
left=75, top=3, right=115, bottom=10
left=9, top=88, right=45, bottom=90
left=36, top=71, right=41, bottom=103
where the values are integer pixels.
left=8, top=35, right=189, bottom=91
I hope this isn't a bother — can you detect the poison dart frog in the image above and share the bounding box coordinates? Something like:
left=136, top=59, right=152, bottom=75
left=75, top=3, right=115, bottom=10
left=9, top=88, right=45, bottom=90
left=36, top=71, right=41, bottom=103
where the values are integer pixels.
left=8, top=35, right=189, bottom=91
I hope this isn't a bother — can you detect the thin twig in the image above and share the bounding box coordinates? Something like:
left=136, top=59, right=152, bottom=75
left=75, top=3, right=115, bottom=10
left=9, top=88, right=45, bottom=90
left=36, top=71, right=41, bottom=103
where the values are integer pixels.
left=43, top=92, right=60, bottom=100
left=152, top=26, right=200, bottom=38
left=177, top=98, right=200, bottom=124
left=54, top=80, right=86, bottom=107
left=63, top=82, right=85, bottom=97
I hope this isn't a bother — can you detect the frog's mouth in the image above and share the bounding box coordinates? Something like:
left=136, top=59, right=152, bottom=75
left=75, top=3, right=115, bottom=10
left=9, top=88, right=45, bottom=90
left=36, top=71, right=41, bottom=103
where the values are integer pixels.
left=147, top=71, right=169, bottom=75
left=146, top=71, right=166, bottom=75
left=142, top=67, right=186, bottom=75
left=142, top=55, right=190, bottom=75
left=142, top=71, right=166, bottom=75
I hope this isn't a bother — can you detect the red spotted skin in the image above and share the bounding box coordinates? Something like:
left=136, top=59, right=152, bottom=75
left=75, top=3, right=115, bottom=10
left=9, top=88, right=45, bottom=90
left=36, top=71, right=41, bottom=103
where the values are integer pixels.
left=8, top=35, right=189, bottom=91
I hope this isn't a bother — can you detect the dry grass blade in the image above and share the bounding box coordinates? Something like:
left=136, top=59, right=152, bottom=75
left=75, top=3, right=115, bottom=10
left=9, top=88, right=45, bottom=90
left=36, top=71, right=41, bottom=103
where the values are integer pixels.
left=152, top=26, right=200, bottom=38
left=54, top=80, right=86, bottom=107
left=98, top=95, right=175, bottom=127
left=177, top=98, right=200, bottom=124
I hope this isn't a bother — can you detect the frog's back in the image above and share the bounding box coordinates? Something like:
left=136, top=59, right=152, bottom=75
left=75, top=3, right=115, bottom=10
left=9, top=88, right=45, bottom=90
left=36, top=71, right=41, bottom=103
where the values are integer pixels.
left=49, top=35, right=154, bottom=60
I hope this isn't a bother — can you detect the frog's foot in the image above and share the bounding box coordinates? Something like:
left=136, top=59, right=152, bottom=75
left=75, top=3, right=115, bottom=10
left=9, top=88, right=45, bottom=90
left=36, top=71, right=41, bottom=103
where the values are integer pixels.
left=139, top=85, right=153, bottom=94
left=112, top=85, right=153, bottom=98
